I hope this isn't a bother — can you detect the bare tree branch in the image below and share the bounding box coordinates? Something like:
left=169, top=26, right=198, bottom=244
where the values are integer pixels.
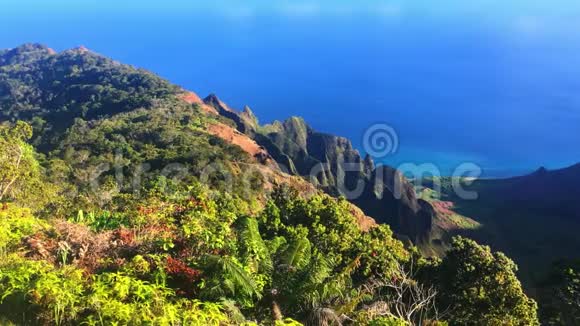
left=0, top=144, right=24, bottom=202
left=361, top=261, right=440, bottom=325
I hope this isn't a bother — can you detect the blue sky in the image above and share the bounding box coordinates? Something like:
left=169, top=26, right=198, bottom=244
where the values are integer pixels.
left=3, top=0, right=580, bottom=15
left=4, top=0, right=580, bottom=40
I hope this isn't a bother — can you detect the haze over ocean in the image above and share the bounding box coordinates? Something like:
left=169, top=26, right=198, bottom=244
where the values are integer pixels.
left=2, top=0, right=580, bottom=177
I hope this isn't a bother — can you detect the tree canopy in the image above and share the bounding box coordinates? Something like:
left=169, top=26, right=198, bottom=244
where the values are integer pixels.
left=434, top=237, right=539, bottom=326
left=0, top=121, right=42, bottom=203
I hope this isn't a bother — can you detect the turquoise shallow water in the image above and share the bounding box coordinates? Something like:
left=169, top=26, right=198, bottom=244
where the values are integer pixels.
left=2, top=1, right=580, bottom=177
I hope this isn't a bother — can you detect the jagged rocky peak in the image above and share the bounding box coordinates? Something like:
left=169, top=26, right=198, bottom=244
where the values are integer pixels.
left=203, top=93, right=234, bottom=113
left=281, top=117, right=311, bottom=148
left=282, top=116, right=310, bottom=130
left=203, top=94, right=258, bottom=134
left=242, top=105, right=254, bottom=116
left=240, top=105, right=259, bottom=129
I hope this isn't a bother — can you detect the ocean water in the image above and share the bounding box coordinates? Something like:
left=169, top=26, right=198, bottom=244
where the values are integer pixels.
left=2, top=1, right=580, bottom=177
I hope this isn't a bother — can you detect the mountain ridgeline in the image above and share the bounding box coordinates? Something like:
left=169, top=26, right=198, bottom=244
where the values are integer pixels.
left=0, top=44, right=547, bottom=325
left=202, top=94, right=436, bottom=244
left=0, top=43, right=436, bottom=244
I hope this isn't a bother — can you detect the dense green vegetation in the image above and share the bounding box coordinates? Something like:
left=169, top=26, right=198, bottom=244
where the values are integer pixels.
left=0, top=44, right=541, bottom=325
left=0, top=153, right=538, bottom=324
left=0, top=44, right=179, bottom=147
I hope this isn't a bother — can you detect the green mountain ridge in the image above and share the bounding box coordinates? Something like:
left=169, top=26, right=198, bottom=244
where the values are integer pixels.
left=1, top=43, right=574, bottom=325
left=202, top=97, right=441, bottom=246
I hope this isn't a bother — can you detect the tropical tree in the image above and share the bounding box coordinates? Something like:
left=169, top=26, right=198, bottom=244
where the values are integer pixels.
left=434, top=237, right=539, bottom=326
left=0, top=121, right=43, bottom=203
left=199, top=254, right=262, bottom=307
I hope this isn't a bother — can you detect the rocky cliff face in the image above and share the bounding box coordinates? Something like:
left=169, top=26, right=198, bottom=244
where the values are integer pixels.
left=259, top=116, right=435, bottom=242
left=205, top=95, right=436, bottom=242
left=259, top=117, right=371, bottom=193
left=352, top=166, right=434, bottom=243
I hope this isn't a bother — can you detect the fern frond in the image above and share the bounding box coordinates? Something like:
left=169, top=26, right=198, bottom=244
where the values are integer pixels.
left=281, top=236, right=312, bottom=270
left=238, top=217, right=273, bottom=273
left=204, top=255, right=262, bottom=300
